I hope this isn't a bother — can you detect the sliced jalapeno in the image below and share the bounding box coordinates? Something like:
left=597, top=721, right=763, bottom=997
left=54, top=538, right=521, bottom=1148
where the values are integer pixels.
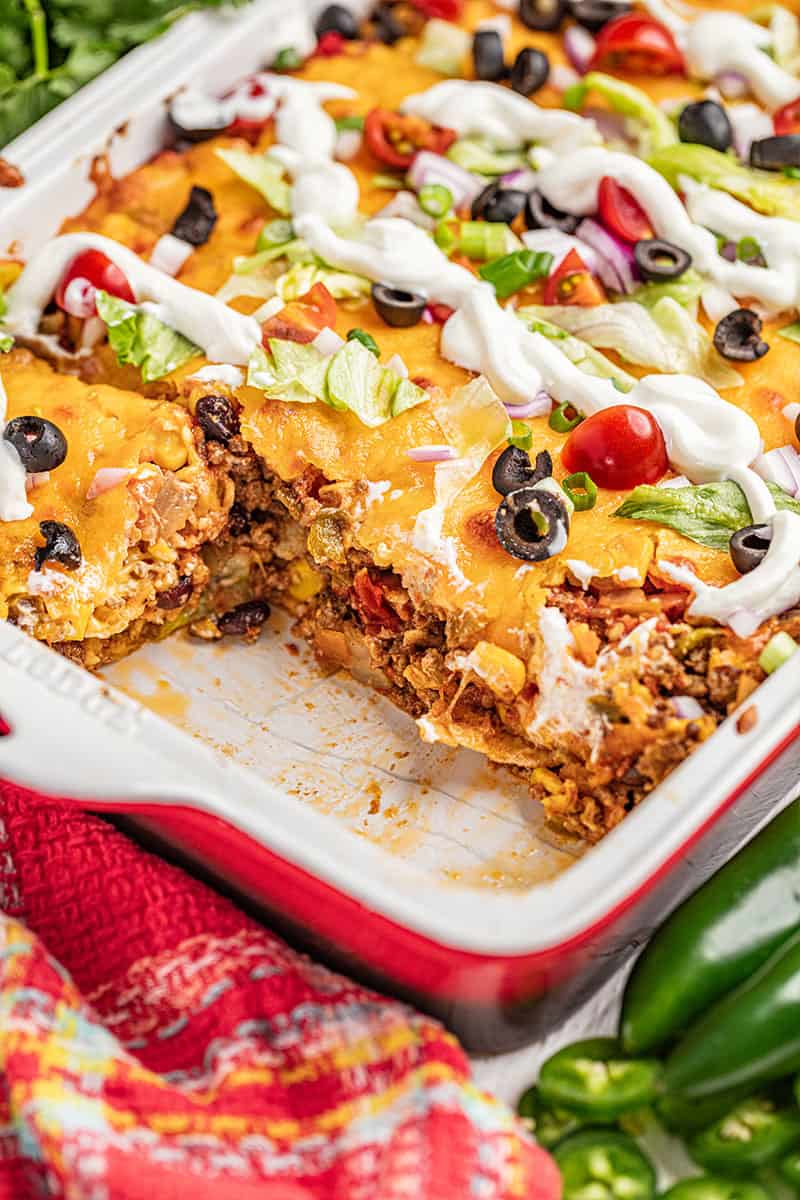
left=781, top=1148, right=800, bottom=1190
left=518, top=1085, right=585, bottom=1148
left=660, top=1178, right=773, bottom=1200
left=688, top=1094, right=800, bottom=1174
left=540, top=1038, right=662, bottom=1120
left=554, top=1130, right=656, bottom=1200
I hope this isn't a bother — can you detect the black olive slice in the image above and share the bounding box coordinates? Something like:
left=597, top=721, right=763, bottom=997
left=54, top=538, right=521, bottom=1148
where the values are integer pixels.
left=35, top=520, right=82, bottom=572
left=168, top=98, right=230, bottom=144
left=730, top=523, right=772, bottom=575
left=473, top=29, right=507, bottom=82
left=510, top=48, right=550, bottom=96
left=520, top=0, right=568, bottom=31
left=195, top=394, right=241, bottom=443
left=495, top=486, right=570, bottom=562
left=217, top=599, right=271, bottom=637
left=750, top=135, right=800, bottom=171
left=713, top=308, right=770, bottom=362
left=372, top=3, right=405, bottom=44
left=678, top=100, right=733, bottom=153
left=634, top=238, right=692, bottom=282
left=525, top=189, right=580, bottom=235
left=371, top=282, right=426, bottom=328
left=3, top=416, right=67, bottom=473
left=315, top=4, right=360, bottom=39
left=171, top=186, right=218, bottom=247
left=471, top=183, right=527, bottom=224
left=492, top=446, right=553, bottom=496
left=568, top=0, right=632, bottom=32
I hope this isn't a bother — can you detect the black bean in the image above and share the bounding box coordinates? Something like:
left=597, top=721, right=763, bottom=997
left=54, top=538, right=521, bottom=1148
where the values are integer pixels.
left=495, top=486, right=570, bottom=562
left=371, top=282, right=426, bottom=328
left=730, top=523, right=772, bottom=575
left=525, top=188, right=580, bottom=234
left=568, top=0, right=632, bottom=31
left=315, top=4, right=359, bottom=39
left=196, top=394, right=240, bottom=444
left=217, top=599, right=271, bottom=636
left=35, top=521, right=82, bottom=572
left=713, top=308, right=770, bottom=362
left=519, top=0, right=568, bottom=31
left=171, top=186, right=217, bottom=247
left=510, top=48, right=550, bottom=96
left=750, top=134, right=800, bottom=171
left=4, top=416, right=67, bottom=473
left=473, top=30, right=507, bottom=82
left=492, top=446, right=552, bottom=496
left=157, top=575, right=194, bottom=609
left=634, top=238, right=692, bottom=282
left=227, top=502, right=251, bottom=538
left=678, top=100, right=733, bottom=153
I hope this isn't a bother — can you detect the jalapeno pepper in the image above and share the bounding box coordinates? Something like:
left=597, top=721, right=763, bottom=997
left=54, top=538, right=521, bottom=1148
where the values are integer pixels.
left=539, top=1038, right=662, bottom=1121
left=518, top=1085, right=586, bottom=1148
left=554, top=1130, right=656, bottom=1200
left=656, top=1085, right=755, bottom=1136
left=781, top=1148, right=800, bottom=1190
left=660, top=1178, right=772, bottom=1200
left=364, top=108, right=456, bottom=170
left=664, top=928, right=800, bottom=1100
left=621, top=798, right=800, bottom=1055
left=688, top=1095, right=800, bottom=1174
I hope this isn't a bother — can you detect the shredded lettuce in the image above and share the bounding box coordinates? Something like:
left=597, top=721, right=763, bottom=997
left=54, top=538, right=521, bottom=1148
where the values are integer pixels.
left=215, top=148, right=291, bottom=215
left=516, top=308, right=637, bottom=392
left=523, top=299, right=742, bottom=390
left=648, top=144, right=800, bottom=220
left=563, top=72, right=677, bottom=156
left=248, top=340, right=330, bottom=404
left=615, top=480, right=800, bottom=550
left=447, top=137, right=527, bottom=176
left=0, top=332, right=13, bottom=352
left=627, top=269, right=706, bottom=310
left=234, top=240, right=306, bottom=274
left=414, top=18, right=470, bottom=77
left=778, top=321, right=800, bottom=345
left=424, top=378, right=512, bottom=519
left=276, top=261, right=371, bottom=302
left=95, top=291, right=200, bottom=382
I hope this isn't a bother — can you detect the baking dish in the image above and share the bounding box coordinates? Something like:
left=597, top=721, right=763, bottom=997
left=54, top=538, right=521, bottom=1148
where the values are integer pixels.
left=1, top=0, right=799, bottom=1054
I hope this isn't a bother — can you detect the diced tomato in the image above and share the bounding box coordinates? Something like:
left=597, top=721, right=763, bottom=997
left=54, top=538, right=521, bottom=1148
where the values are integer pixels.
left=427, top=302, right=455, bottom=324
left=261, top=283, right=338, bottom=344
left=590, top=14, right=684, bottom=76
left=55, top=249, right=135, bottom=316
left=543, top=249, right=606, bottom=307
left=562, top=405, right=668, bottom=490
left=774, top=97, right=800, bottom=136
left=315, top=31, right=346, bottom=57
left=352, top=569, right=402, bottom=632
left=408, top=0, right=464, bottom=16
left=364, top=108, right=457, bottom=170
left=598, top=177, right=653, bottom=244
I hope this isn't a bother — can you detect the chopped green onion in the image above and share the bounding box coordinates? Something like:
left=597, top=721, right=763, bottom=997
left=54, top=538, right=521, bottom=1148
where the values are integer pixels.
left=335, top=115, right=365, bottom=132
left=778, top=321, right=800, bottom=345
left=479, top=249, right=554, bottom=299
left=372, top=173, right=406, bottom=190
left=549, top=402, right=583, bottom=433
left=434, top=219, right=459, bottom=255
left=561, top=471, right=598, bottom=511
left=509, top=420, right=533, bottom=451
left=347, top=328, right=380, bottom=357
left=759, top=631, right=799, bottom=675
left=784, top=166, right=800, bottom=179
left=459, top=220, right=511, bottom=262
left=273, top=46, right=304, bottom=71
left=256, top=219, right=295, bottom=253
left=418, top=183, right=453, bottom=218
left=737, top=235, right=762, bottom=262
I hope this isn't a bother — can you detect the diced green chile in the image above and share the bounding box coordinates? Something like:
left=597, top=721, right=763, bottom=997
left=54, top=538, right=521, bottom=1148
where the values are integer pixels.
left=554, top=1131, right=656, bottom=1200
left=492, top=445, right=552, bottom=496
left=539, top=1038, right=661, bottom=1120
left=495, top=486, right=569, bottom=562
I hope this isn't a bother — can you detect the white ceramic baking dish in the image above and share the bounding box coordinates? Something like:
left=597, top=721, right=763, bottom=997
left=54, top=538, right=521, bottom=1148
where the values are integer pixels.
left=1, top=0, right=799, bottom=1053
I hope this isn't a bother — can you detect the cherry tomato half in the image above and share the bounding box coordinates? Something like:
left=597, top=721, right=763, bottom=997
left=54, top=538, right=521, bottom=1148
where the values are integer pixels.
left=364, top=108, right=457, bottom=170
left=55, top=249, right=135, bottom=316
left=261, top=282, right=338, bottom=344
left=598, top=177, right=653, bottom=244
left=408, top=0, right=464, bottom=17
left=590, top=14, right=684, bottom=76
left=562, top=405, right=668, bottom=490
left=543, top=249, right=606, bottom=307
left=774, top=97, right=800, bottom=136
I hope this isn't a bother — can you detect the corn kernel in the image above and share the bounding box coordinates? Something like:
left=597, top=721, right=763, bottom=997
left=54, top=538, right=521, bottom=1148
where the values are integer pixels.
left=288, top=558, right=324, bottom=601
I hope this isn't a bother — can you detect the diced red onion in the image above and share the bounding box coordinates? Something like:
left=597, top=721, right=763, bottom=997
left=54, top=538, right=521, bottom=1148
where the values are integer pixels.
left=150, top=233, right=193, bottom=277
left=658, top=474, right=691, bottom=489
left=62, top=277, right=96, bottom=319
left=671, top=695, right=705, bottom=719
left=701, top=285, right=738, bottom=325
left=312, top=326, right=345, bottom=357
left=25, top=471, right=50, bottom=492
left=500, top=167, right=539, bottom=192
left=728, top=609, right=760, bottom=639
left=576, top=218, right=639, bottom=294
left=505, top=391, right=552, bottom=419
left=782, top=402, right=800, bottom=424
left=551, top=64, right=580, bottom=92
left=583, top=106, right=634, bottom=147
left=334, top=129, right=362, bottom=162
left=563, top=25, right=596, bottom=75
left=377, top=189, right=435, bottom=230
left=752, top=445, right=800, bottom=497
left=86, top=467, right=133, bottom=500
left=386, top=353, right=408, bottom=379
left=407, top=444, right=457, bottom=462
left=407, top=151, right=484, bottom=209
left=80, top=315, right=107, bottom=350
left=715, top=71, right=749, bottom=99
left=729, top=103, right=773, bottom=161
left=422, top=307, right=436, bottom=325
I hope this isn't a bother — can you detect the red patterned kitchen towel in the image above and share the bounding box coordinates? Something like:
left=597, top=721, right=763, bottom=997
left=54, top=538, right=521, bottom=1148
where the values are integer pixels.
left=0, top=782, right=560, bottom=1200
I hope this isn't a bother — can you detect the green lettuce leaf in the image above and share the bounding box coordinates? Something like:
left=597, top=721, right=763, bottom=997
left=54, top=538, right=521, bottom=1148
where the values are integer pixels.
left=414, top=17, right=470, bottom=76
left=778, top=321, right=800, bottom=345
left=95, top=291, right=200, bottom=382
left=563, top=71, right=677, bottom=155
left=247, top=340, right=330, bottom=404
left=648, top=144, right=800, bottom=220
left=615, top=480, right=800, bottom=550
left=626, top=269, right=706, bottom=310
left=276, top=261, right=371, bottom=302
left=215, top=148, right=291, bottom=215
left=516, top=308, right=637, bottom=392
